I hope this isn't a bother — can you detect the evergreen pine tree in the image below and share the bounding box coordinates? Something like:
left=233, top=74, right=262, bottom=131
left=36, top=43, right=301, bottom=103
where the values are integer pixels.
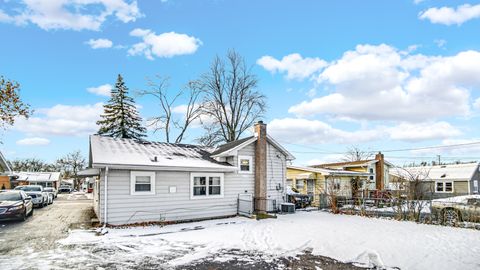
left=97, top=74, right=146, bottom=140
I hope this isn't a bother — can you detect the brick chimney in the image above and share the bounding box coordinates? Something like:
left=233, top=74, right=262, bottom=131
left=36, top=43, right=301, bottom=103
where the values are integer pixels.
left=375, top=152, right=385, bottom=190
left=254, top=121, right=267, bottom=213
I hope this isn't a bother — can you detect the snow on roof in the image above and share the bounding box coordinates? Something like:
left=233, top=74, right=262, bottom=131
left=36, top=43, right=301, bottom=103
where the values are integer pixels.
left=391, top=163, right=479, bottom=181
left=15, top=171, right=62, bottom=182
left=287, top=165, right=371, bottom=176
left=90, top=135, right=236, bottom=171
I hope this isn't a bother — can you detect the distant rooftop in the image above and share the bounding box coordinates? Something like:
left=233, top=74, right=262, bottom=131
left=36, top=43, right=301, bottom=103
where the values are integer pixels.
left=391, top=163, right=479, bottom=181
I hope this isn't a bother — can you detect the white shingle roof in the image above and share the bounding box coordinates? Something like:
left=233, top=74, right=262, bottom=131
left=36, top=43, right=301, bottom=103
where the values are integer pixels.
left=90, top=135, right=236, bottom=171
left=16, top=172, right=62, bottom=182
left=392, top=163, right=479, bottom=181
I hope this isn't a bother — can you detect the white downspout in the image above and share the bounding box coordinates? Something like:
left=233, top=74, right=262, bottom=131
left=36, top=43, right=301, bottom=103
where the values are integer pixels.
left=104, top=166, right=109, bottom=227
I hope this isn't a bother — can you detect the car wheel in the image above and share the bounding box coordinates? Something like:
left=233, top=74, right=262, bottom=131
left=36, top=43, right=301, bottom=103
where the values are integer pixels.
left=28, top=208, right=33, bottom=216
left=443, top=209, right=460, bottom=226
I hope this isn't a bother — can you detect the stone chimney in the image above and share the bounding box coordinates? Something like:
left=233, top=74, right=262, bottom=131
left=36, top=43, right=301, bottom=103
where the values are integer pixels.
left=254, top=121, right=267, bottom=213
left=375, top=152, right=385, bottom=190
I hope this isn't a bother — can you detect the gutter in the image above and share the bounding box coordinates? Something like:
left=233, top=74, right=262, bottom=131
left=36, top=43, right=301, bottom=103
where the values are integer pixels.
left=104, top=166, right=109, bottom=227
left=92, top=163, right=237, bottom=172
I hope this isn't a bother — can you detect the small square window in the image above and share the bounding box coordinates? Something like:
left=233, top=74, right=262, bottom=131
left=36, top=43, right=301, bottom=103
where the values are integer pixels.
left=238, top=156, right=252, bottom=173
left=135, top=176, right=151, bottom=192
left=130, top=171, right=155, bottom=196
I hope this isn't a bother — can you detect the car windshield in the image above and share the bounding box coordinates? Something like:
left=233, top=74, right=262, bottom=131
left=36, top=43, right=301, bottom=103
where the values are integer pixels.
left=21, top=186, right=42, bottom=192
left=0, top=192, right=22, bottom=201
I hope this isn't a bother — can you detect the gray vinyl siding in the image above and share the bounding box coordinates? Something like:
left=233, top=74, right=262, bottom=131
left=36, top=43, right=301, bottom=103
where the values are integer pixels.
left=98, top=169, right=254, bottom=225
left=266, top=142, right=286, bottom=211
left=95, top=140, right=288, bottom=225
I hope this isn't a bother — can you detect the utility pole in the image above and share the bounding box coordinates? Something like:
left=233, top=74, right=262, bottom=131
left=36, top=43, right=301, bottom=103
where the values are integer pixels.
left=437, top=155, right=441, bottom=165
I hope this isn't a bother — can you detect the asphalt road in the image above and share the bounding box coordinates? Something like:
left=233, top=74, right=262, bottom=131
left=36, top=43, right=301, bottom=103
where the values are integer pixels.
left=0, top=192, right=94, bottom=255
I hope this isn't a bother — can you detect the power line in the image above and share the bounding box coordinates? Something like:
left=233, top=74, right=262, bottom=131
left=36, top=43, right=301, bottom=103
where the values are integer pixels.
left=285, top=141, right=480, bottom=155
left=377, top=141, right=480, bottom=153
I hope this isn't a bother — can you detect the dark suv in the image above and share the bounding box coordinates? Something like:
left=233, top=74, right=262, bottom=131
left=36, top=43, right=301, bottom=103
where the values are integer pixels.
left=0, top=190, right=34, bottom=221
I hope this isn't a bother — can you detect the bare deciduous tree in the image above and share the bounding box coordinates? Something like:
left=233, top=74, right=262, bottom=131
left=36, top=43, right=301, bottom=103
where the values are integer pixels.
left=192, top=50, right=266, bottom=145
left=56, top=150, right=86, bottom=190
left=342, top=146, right=373, bottom=162
left=138, top=76, right=203, bottom=144
left=9, top=158, right=56, bottom=172
left=391, top=166, right=432, bottom=222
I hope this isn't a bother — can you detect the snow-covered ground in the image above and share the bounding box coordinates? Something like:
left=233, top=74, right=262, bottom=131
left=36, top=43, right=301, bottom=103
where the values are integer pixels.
left=2, top=211, right=479, bottom=270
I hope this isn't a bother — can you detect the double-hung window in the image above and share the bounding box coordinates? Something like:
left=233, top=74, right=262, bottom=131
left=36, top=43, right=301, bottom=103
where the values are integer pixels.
left=191, top=173, right=224, bottom=199
left=130, top=171, right=156, bottom=195
left=238, top=156, right=253, bottom=173
left=435, top=181, right=453, bottom=193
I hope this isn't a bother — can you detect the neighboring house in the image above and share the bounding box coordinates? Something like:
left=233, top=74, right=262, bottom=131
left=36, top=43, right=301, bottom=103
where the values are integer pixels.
left=14, top=172, right=62, bottom=189
left=287, top=165, right=370, bottom=205
left=89, top=121, right=295, bottom=225
left=391, top=163, right=480, bottom=199
left=0, top=151, right=12, bottom=189
left=311, top=153, right=393, bottom=193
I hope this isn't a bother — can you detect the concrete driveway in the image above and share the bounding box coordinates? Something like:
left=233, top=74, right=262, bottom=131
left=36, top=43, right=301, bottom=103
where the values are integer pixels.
left=0, top=192, right=94, bottom=255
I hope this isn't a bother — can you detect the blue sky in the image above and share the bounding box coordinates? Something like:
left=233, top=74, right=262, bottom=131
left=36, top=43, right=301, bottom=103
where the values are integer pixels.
left=1, top=0, right=480, bottom=166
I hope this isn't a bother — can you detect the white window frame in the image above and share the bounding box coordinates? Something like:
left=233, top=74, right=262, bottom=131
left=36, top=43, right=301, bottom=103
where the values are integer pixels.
left=130, top=171, right=156, bottom=196
left=435, top=181, right=454, bottom=193
left=238, top=156, right=253, bottom=174
left=473, top=180, right=478, bottom=193
left=190, top=173, right=224, bottom=199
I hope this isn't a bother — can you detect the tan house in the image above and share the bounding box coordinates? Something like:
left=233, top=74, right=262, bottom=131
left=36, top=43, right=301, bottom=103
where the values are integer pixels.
left=311, top=152, right=393, bottom=193
left=287, top=165, right=370, bottom=206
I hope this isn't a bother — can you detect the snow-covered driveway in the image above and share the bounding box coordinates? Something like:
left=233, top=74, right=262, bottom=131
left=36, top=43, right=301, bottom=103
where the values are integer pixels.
left=2, top=211, right=479, bottom=269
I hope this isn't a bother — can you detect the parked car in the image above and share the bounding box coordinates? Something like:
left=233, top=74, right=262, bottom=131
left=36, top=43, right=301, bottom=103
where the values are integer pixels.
left=43, top=187, right=58, bottom=199
left=431, top=195, right=480, bottom=226
left=15, top=185, right=48, bottom=208
left=0, top=190, right=34, bottom=221
left=59, top=185, right=72, bottom=193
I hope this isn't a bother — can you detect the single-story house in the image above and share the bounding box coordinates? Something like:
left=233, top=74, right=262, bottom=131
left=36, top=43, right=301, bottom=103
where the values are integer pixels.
left=287, top=165, right=371, bottom=205
left=14, top=172, right=62, bottom=189
left=391, top=163, right=480, bottom=199
left=311, top=153, right=393, bottom=193
left=89, top=121, right=295, bottom=225
left=0, top=151, right=12, bottom=189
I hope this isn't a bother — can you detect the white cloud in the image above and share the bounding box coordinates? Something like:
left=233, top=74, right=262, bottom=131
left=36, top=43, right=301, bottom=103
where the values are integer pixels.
left=86, top=38, right=113, bottom=49
left=268, top=118, right=384, bottom=145
left=434, top=39, right=447, bottom=49
left=387, top=122, right=462, bottom=142
left=0, top=0, right=142, bottom=31
left=257, top=53, right=327, bottom=80
left=419, top=4, right=480, bottom=26
left=411, top=138, right=480, bottom=156
left=306, top=88, right=317, bottom=98
left=87, top=84, right=112, bottom=96
left=289, top=44, right=480, bottom=122
left=474, top=98, right=480, bottom=109
left=14, top=103, right=103, bottom=136
left=128, top=28, right=202, bottom=59
left=269, top=118, right=463, bottom=145
left=16, top=137, right=50, bottom=146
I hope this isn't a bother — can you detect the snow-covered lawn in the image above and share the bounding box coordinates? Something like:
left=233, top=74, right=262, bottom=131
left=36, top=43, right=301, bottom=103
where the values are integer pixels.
left=2, top=211, right=479, bottom=269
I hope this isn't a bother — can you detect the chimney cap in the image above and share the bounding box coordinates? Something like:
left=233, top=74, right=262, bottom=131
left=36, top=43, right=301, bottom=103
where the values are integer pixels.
left=257, top=120, right=264, bottom=124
